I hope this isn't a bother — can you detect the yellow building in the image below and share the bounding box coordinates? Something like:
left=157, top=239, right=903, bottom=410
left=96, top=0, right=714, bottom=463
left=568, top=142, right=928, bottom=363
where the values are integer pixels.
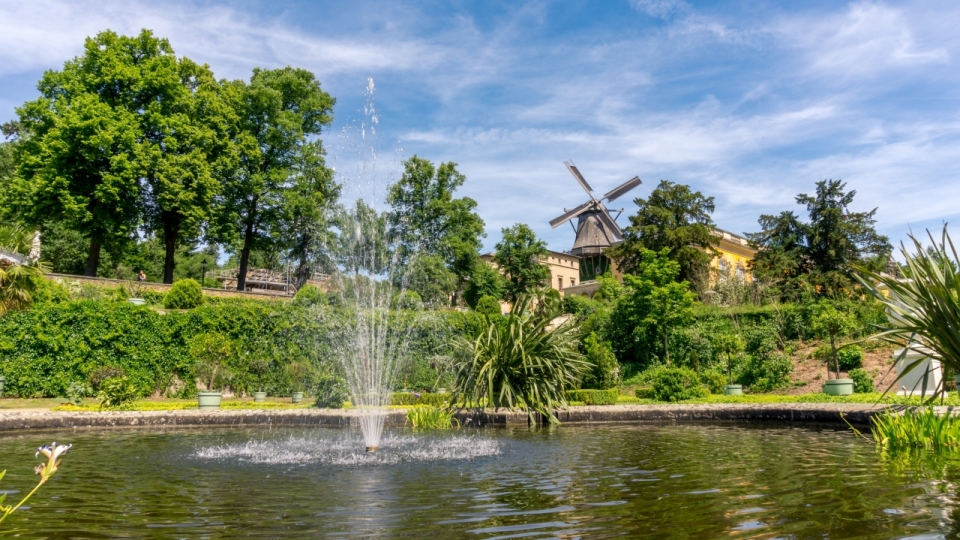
left=479, top=250, right=581, bottom=294
left=711, top=229, right=756, bottom=283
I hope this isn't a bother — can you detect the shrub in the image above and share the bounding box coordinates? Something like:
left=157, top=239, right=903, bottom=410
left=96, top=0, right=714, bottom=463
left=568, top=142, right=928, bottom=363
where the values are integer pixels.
left=190, top=333, right=235, bottom=392
left=313, top=373, right=349, bottom=408
left=581, top=333, right=620, bottom=390
left=850, top=368, right=873, bottom=393
left=89, top=366, right=125, bottom=391
left=742, top=353, right=793, bottom=393
left=474, top=295, right=502, bottom=317
left=97, top=376, right=140, bottom=410
left=562, top=295, right=596, bottom=316
left=140, top=290, right=165, bottom=305
left=65, top=381, right=90, bottom=405
left=391, top=392, right=451, bottom=407
left=700, top=369, right=728, bottom=395
left=564, top=388, right=619, bottom=405
left=650, top=366, right=708, bottom=402
left=164, top=279, right=203, bottom=309
left=294, top=284, right=327, bottom=307
left=838, top=345, right=864, bottom=371
left=394, top=290, right=424, bottom=311
left=872, top=407, right=960, bottom=450
left=406, top=406, right=458, bottom=430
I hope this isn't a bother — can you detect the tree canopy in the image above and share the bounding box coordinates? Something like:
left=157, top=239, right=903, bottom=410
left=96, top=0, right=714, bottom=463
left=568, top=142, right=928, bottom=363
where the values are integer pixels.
left=492, top=223, right=551, bottom=301
left=607, top=180, right=719, bottom=288
left=748, top=179, right=891, bottom=299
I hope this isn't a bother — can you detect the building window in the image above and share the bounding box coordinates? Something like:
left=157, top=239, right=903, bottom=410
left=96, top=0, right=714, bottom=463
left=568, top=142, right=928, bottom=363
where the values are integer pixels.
left=570, top=278, right=576, bottom=286
left=736, top=266, right=745, bottom=279
left=718, top=258, right=727, bottom=272
left=558, top=277, right=563, bottom=289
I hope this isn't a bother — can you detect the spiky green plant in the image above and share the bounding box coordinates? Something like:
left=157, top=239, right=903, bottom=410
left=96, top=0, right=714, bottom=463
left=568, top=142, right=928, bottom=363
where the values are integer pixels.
left=871, top=408, right=960, bottom=450
left=856, top=226, right=960, bottom=400
left=452, top=289, right=590, bottom=424
left=406, top=406, right=458, bottom=430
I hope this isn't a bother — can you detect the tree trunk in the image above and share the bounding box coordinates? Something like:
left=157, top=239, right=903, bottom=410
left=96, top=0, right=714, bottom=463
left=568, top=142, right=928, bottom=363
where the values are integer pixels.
left=830, top=335, right=839, bottom=379
left=236, top=196, right=259, bottom=292
left=295, top=233, right=311, bottom=290
left=664, top=330, right=670, bottom=365
left=162, top=213, right=180, bottom=284
left=84, top=240, right=102, bottom=277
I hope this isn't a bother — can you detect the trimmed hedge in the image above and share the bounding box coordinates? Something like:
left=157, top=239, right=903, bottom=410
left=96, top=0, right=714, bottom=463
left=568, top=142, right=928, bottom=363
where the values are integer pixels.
left=390, top=392, right=452, bottom=406
left=565, top=388, right=619, bottom=405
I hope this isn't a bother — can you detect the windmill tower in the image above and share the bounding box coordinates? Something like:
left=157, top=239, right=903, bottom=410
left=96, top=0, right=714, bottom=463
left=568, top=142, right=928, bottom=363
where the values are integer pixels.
left=548, top=161, right=641, bottom=281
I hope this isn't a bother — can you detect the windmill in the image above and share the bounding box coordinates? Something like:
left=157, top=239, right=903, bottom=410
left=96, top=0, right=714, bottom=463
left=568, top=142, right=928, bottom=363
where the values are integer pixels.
left=549, top=160, right=641, bottom=281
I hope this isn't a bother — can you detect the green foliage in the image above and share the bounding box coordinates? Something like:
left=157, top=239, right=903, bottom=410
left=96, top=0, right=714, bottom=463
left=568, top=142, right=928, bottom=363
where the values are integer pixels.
left=404, top=254, right=457, bottom=307
left=649, top=366, right=708, bottom=402
left=849, top=368, right=873, bottom=393
left=740, top=353, right=793, bottom=392
left=293, top=284, right=327, bottom=307
left=858, top=226, right=960, bottom=401
left=562, top=294, right=596, bottom=316
left=390, top=392, right=452, bottom=407
left=97, top=376, right=140, bottom=410
left=608, top=248, right=696, bottom=367
left=285, top=361, right=314, bottom=393
left=313, top=373, right=348, bottom=408
left=464, top=261, right=506, bottom=307
left=164, top=279, right=204, bottom=309
left=872, top=408, right=960, bottom=450
left=65, top=381, right=90, bottom=406
left=452, top=290, right=590, bottom=423
left=492, top=224, right=551, bottom=301
left=606, top=180, right=719, bottom=288
left=699, top=368, right=728, bottom=394
left=564, top=388, right=619, bottom=405
left=394, top=290, right=424, bottom=311
left=474, top=295, right=502, bottom=317
left=749, top=180, right=891, bottom=299
left=581, top=332, right=620, bottom=390
left=811, top=303, right=856, bottom=378
left=838, top=345, right=865, bottom=371
left=406, top=406, right=458, bottom=430
left=190, top=333, right=235, bottom=391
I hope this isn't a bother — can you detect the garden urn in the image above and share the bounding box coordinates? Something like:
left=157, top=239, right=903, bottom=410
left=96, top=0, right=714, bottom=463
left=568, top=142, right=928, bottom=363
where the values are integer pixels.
left=253, top=391, right=267, bottom=402
left=822, top=378, right=854, bottom=396
left=0, top=375, right=4, bottom=398
left=291, top=392, right=304, bottom=403
left=198, top=391, right=222, bottom=409
left=722, top=384, right=742, bottom=396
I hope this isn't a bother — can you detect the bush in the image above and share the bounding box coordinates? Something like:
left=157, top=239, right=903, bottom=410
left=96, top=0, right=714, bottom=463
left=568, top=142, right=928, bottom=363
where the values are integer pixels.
left=164, top=279, right=204, bottom=309
left=741, top=353, right=793, bottom=393
left=294, top=284, right=327, bottom=307
left=65, top=381, right=90, bottom=405
left=562, top=295, right=596, bottom=316
left=313, top=373, right=349, bottom=408
left=650, top=367, right=708, bottom=402
left=475, top=295, right=502, bottom=317
left=581, top=333, right=620, bottom=390
left=394, top=290, right=424, bottom=311
left=97, top=376, right=140, bottom=410
left=407, top=406, right=457, bottom=430
left=850, top=368, right=874, bottom=393
left=89, top=366, right=125, bottom=391
left=564, top=388, right=619, bottom=405
left=390, top=392, right=451, bottom=407
left=838, top=345, right=864, bottom=371
left=700, top=369, right=728, bottom=394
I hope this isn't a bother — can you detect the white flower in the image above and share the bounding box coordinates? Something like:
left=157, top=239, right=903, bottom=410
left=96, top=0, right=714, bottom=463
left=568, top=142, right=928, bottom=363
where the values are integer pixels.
left=34, top=442, right=71, bottom=482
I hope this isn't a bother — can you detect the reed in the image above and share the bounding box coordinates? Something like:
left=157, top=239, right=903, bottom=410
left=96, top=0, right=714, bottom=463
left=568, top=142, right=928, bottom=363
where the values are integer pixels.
left=871, top=408, right=960, bottom=450
left=406, top=406, right=458, bottom=430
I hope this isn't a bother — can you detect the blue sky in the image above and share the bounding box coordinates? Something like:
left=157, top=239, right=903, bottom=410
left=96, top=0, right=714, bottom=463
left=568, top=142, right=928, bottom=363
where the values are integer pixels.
left=1, top=0, right=958, bottom=253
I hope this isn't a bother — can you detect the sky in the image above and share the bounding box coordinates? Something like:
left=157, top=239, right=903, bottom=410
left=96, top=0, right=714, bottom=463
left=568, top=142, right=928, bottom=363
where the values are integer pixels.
left=1, top=0, right=959, bottom=254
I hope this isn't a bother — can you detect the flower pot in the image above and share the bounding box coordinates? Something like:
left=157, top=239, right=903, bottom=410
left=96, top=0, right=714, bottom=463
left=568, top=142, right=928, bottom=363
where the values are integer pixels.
left=198, top=391, right=222, bottom=409
left=291, top=392, right=304, bottom=403
left=127, top=298, right=146, bottom=306
left=253, top=391, right=266, bottom=402
left=822, top=379, right=854, bottom=396
left=722, top=384, right=742, bottom=396
left=0, top=375, right=5, bottom=398
left=434, top=388, right=448, bottom=395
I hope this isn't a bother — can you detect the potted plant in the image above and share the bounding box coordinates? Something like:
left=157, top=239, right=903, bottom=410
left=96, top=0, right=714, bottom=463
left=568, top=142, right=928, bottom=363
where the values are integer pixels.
left=285, top=361, right=312, bottom=403
left=0, top=374, right=5, bottom=398
left=191, top=333, right=235, bottom=409
left=812, top=305, right=855, bottom=396
left=714, top=333, right=744, bottom=396
left=249, top=358, right=270, bottom=403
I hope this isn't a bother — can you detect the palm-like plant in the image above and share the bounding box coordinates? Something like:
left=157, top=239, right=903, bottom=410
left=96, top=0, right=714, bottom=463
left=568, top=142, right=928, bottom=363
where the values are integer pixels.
left=856, top=226, right=960, bottom=399
left=452, top=289, right=590, bottom=424
left=0, top=223, right=48, bottom=315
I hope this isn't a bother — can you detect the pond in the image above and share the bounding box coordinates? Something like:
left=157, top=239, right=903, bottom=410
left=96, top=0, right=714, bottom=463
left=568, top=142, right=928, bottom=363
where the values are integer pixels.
left=2, top=423, right=959, bottom=538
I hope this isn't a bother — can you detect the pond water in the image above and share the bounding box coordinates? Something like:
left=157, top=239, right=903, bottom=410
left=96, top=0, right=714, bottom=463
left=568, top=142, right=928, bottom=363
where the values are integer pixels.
left=2, top=423, right=960, bottom=538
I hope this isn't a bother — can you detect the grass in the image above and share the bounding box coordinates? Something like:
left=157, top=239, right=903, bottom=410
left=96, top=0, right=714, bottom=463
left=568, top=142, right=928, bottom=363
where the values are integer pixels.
left=872, top=407, right=960, bottom=450
left=406, top=406, right=458, bottom=429
left=620, top=392, right=960, bottom=406
left=50, top=397, right=315, bottom=412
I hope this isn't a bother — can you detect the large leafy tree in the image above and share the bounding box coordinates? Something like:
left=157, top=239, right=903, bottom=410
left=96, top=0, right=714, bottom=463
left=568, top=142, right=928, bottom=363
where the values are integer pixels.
left=748, top=180, right=890, bottom=298
left=387, top=156, right=484, bottom=297
left=608, top=248, right=696, bottom=368
left=492, top=223, right=551, bottom=301
left=213, top=67, right=335, bottom=291
left=607, top=180, right=719, bottom=288
left=10, top=30, right=150, bottom=276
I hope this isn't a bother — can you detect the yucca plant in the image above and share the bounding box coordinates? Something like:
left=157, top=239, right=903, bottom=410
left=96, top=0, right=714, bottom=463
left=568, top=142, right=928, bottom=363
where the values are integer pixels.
left=452, top=289, right=590, bottom=424
left=856, top=226, right=960, bottom=400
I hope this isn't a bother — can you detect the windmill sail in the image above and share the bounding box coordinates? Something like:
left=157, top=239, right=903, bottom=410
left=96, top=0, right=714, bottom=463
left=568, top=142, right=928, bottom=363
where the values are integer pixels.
left=602, top=176, right=641, bottom=203
left=563, top=160, right=594, bottom=196
left=549, top=200, right=592, bottom=228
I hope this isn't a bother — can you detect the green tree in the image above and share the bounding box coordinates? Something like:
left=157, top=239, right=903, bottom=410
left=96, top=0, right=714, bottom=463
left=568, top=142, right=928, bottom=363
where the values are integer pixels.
left=608, top=248, right=696, bottom=367
left=214, top=67, right=335, bottom=291
left=387, top=156, right=484, bottom=299
left=810, top=303, right=856, bottom=379
left=607, top=180, right=719, bottom=287
left=405, top=254, right=457, bottom=307
left=463, top=258, right=506, bottom=308
left=492, top=224, right=550, bottom=301
left=749, top=180, right=890, bottom=298
left=280, top=140, right=340, bottom=289
left=10, top=30, right=150, bottom=276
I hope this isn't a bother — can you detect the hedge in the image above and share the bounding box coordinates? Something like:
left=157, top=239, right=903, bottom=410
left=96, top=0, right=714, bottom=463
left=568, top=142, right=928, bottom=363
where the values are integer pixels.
left=390, top=392, right=452, bottom=406
left=565, top=388, right=619, bottom=405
